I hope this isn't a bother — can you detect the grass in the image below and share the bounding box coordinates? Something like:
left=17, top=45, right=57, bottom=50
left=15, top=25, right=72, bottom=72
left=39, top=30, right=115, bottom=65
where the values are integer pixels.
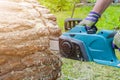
left=54, top=5, right=120, bottom=80
left=54, top=6, right=92, bottom=31
left=54, top=5, right=120, bottom=31
left=60, top=58, right=120, bottom=80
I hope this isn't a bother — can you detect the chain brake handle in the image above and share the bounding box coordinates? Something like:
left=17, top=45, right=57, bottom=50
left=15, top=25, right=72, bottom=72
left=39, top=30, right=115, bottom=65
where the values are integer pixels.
left=64, top=18, right=97, bottom=34
left=64, top=18, right=82, bottom=31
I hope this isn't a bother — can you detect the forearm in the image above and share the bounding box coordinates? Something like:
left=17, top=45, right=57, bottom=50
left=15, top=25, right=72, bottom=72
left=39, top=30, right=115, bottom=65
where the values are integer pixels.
left=92, top=0, right=113, bottom=15
left=79, top=0, right=113, bottom=28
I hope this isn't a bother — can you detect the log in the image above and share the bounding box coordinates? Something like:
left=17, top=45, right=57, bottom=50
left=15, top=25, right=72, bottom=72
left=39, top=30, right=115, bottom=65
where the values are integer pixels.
left=0, top=0, right=62, bottom=80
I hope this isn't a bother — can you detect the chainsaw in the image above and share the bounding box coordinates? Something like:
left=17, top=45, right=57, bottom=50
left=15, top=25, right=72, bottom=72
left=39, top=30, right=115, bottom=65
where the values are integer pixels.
left=59, top=18, right=120, bottom=68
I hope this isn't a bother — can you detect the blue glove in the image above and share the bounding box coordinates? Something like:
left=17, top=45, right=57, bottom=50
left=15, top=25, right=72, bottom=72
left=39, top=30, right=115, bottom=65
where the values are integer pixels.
left=79, top=11, right=101, bottom=30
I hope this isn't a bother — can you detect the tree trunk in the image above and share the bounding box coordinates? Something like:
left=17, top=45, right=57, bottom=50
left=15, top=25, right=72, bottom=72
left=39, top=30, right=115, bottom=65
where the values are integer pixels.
left=0, top=0, right=62, bottom=80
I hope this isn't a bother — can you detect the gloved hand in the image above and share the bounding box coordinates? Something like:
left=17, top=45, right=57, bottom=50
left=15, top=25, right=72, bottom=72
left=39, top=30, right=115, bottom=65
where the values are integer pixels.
left=113, top=31, right=120, bottom=50
left=79, top=11, right=101, bottom=30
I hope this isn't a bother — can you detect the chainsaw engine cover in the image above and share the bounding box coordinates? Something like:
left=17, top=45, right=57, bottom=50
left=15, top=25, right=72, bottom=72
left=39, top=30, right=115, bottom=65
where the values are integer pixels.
left=59, top=25, right=120, bottom=68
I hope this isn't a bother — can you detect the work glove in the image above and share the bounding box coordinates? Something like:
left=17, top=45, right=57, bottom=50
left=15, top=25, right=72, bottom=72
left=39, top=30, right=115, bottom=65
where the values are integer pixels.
left=113, top=31, right=120, bottom=50
left=79, top=11, right=101, bottom=31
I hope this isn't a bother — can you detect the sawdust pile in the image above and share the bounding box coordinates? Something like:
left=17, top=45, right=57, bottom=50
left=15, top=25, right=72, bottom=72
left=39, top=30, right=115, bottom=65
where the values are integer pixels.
left=0, top=0, right=62, bottom=80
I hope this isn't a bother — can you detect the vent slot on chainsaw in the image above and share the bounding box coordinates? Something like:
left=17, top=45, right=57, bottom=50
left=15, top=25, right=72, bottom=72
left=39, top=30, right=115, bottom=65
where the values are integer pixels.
left=64, top=18, right=82, bottom=31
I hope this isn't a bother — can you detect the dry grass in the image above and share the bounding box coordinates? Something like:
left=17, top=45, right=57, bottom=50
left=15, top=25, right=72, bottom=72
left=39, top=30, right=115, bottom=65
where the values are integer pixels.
left=60, top=56, right=120, bottom=80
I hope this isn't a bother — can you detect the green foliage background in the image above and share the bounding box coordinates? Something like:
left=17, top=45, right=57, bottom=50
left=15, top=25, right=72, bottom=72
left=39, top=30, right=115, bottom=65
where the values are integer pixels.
left=38, top=0, right=120, bottom=31
left=54, top=5, right=120, bottom=31
left=38, top=0, right=79, bottom=12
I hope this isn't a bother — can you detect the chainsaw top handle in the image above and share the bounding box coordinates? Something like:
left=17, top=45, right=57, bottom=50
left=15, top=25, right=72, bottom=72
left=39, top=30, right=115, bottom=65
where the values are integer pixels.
left=64, top=18, right=97, bottom=34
